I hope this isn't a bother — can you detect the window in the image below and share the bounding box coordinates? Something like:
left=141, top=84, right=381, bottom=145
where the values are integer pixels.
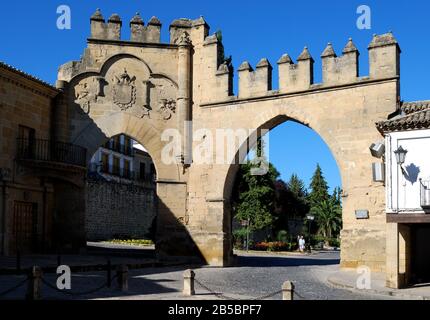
left=113, top=136, right=120, bottom=152
left=124, top=159, right=131, bottom=179
left=112, top=156, right=120, bottom=175
left=18, top=125, right=35, bottom=158
left=140, top=162, right=146, bottom=180
left=101, top=153, right=109, bottom=173
left=124, top=137, right=130, bottom=155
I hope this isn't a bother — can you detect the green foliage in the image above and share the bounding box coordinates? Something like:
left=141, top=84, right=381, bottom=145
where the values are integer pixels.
left=308, top=164, right=330, bottom=208
left=232, top=140, right=280, bottom=233
left=310, top=199, right=342, bottom=239
left=331, top=186, right=342, bottom=206
left=276, top=230, right=288, bottom=242
left=108, top=239, right=154, bottom=246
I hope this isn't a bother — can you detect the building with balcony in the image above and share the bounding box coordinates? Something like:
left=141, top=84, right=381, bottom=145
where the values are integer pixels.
left=377, top=101, right=430, bottom=287
left=0, top=62, right=87, bottom=255
left=86, top=135, right=157, bottom=240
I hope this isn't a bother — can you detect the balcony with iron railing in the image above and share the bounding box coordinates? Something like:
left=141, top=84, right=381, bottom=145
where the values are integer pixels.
left=105, top=141, right=134, bottom=156
left=100, top=164, right=134, bottom=180
left=16, top=138, right=87, bottom=168
left=420, top=179, right=430, bottom=210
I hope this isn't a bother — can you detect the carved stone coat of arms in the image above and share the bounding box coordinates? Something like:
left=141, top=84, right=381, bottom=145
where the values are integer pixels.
left=113, top=69, right=137, bottom=111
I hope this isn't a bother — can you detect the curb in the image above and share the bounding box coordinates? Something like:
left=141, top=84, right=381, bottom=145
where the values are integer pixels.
left=327, top=275, right=430, bottom=300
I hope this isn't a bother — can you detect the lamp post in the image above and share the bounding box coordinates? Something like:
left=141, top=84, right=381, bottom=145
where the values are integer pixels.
left=241, top=219, right=250, bottom=252
left=394, top=145, right=408, bottom=214
left=306, top=214, right=315, bottom=251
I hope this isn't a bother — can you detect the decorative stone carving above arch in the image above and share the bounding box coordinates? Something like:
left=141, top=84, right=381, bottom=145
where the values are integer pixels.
left=69, top=54, right=178, bottom=122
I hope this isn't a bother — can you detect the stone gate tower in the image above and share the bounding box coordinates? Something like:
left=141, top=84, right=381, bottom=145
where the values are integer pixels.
left=56, top=9, right=399, bottom=270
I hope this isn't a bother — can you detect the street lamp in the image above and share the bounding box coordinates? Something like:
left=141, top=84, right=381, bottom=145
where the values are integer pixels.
left=306, top=214, right=315, bottom=251
left=394, top=145, right=408, bottom=166
left=394, top=145, right=408, bottom=213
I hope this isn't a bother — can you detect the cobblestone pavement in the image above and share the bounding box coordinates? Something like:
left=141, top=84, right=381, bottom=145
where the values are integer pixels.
left=0, top=251, right=398, bottom=300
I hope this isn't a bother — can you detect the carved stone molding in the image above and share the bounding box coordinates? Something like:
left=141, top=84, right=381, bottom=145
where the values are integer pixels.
left=158, top=98, right=176, bottom=120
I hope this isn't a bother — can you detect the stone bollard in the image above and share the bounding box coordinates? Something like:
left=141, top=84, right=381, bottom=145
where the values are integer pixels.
left=26, top=266, right=43, bottom=300
left=282, top=281, right=294, bottom=300
left=116, top=264, right=128, bottom=292
left=183, top=269, right=195, bottom=296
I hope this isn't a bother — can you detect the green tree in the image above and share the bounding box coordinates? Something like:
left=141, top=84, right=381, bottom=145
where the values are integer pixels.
left=310, top=199, right=342, bottom=239
left=234, top=162, right=280, bottom=231
left=308, top=164, right=330, bottom=208
left=232, top=138, right=280, bottom=239
left=331, top=186, right=342, bottom=206
left=286, top=174, right=309, bottom=219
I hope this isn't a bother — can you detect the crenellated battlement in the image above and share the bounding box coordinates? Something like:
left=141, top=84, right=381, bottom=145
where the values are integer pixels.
left=200, top=32, right=400, bottom=103
left=89, top=9, right=163, bottom=43
left=86, top=9, right=400, bottom=105
left=89, top=9, right=211, bottom=45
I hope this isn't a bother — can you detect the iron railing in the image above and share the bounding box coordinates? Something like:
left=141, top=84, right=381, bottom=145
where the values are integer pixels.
left=16, top=138, right=87, bottom=167
left=99, top=165, right=134, bottom=180
left=420, top=179, right=430, bottom=209
left=105, top=141, right=134, bottom=156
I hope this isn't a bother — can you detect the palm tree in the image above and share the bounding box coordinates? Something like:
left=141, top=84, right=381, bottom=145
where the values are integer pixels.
left=311, top=199, right=342, bottom=240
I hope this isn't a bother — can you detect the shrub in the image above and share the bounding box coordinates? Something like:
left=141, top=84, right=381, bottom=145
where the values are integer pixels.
left=276, top=230, right=288, bottom=242
left=328, top=238, right=340, bottom=248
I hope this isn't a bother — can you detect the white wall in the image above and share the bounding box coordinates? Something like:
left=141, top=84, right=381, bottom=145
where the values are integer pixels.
left=386, top=129, right=430, bottom=213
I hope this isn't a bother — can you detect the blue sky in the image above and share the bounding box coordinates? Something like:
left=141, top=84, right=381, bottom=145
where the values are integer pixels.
left=1, top=0, right=429, bottom=191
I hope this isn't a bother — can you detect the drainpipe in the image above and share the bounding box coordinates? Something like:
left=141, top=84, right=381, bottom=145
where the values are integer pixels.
left=176, top=32, right=192, bottom=167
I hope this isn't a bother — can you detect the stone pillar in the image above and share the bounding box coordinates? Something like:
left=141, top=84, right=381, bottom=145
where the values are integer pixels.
left=176, top=32, right=192, bottom=164
left=26, top=266, right=43, bottom=300
left=183, top=269, right=195, bottom=296
left=282, top=281, right=294, bottom=300
left=398, top=224, right=411, bottom=287
left=386, top=223, right=399, bottom=288
left=116, top=264, right=128, bottom=292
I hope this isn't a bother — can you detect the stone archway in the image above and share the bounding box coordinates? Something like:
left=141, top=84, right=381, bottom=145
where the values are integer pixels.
left=54, top=10, right=401, bottom=270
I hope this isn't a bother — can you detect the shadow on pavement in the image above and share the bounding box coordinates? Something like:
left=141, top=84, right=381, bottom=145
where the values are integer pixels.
left=237, top=255, right=340, bottom=267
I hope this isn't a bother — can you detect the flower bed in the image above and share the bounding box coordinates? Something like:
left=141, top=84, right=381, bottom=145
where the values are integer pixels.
left=253, top=241, right=292, bottom=252
left=108, top=239, right=154, bottom=246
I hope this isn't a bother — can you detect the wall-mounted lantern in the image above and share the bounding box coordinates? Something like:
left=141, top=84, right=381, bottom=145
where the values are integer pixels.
left=394, top=145, right=408, bottom=165
left=394, top=145, right=407, bottom=213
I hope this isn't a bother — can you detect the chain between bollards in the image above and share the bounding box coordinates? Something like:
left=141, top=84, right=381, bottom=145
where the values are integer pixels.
left=183, top=269, right=296, bottom=300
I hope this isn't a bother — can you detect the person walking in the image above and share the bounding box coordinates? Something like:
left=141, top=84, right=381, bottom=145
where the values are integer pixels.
left=298, top=236, right=306, bottom=252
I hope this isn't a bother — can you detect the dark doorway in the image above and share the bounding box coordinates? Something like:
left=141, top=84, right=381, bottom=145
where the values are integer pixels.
left=411, top=224, right=430, bottom=284
left=12, top=201, right=38, bottom=254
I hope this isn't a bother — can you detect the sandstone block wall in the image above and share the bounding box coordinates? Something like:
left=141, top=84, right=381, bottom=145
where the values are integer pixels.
left=85, top=180, right=156, bottom=240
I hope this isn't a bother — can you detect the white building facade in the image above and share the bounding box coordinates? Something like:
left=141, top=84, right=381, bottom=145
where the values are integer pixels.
left=377, top=101, right=430, bottom=288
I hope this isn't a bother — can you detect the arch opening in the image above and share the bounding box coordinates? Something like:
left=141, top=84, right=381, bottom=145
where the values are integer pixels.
left=224, top=115, right=343, bottom=257
left=85, top=133, right=158, bottom=245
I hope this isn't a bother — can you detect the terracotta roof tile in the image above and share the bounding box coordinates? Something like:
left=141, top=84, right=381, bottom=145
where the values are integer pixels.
left=376, top=101, right=430, bottom=133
